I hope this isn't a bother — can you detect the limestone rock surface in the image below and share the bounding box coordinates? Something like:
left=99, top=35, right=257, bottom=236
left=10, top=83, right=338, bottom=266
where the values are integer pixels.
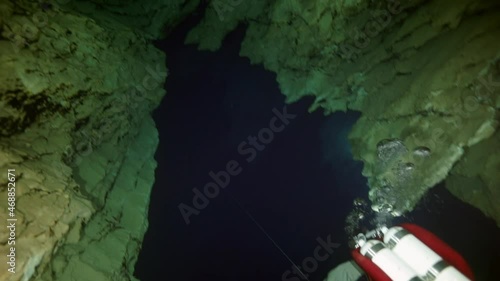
left=1, top=0, right=499, bottom=280
left=186, top=0, right=500, bottom=225
left=0, top=0, right=176, bottom=280
left=64, top=0, right=200, bottom=39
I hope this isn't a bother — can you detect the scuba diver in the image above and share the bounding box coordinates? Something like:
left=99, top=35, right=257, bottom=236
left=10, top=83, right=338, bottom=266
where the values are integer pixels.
left=326, top=200, right=475, bottom=281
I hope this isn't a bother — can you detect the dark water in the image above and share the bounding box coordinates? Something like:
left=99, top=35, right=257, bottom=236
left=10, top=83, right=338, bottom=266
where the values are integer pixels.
left=134, top=10, right=500, bottom=281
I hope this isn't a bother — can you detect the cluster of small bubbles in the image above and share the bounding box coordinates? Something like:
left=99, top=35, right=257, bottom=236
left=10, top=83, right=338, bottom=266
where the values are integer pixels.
left=371, top=210, right=394, bottom=227
left=376, top=139, right=409, bottom=174
left=367, top=138, right=412, bottom=233
left=345, top=196, right=400, bottom=248
left=373, top=185, right=397, bottom=206
left=345, top=198, right=370, bottom=242
left=378, top=203, right=393, bottom=212
left=376, top=138, right=408, bottom=162
left=392, top=161, right=415, bottom=178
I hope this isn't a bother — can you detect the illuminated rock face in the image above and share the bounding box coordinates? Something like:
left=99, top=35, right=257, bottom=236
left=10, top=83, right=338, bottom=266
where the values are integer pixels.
left=446, top=129, right=500, bottom=227
left=0, top=0, right=499, bottom=280
left=186, top=0, right=500, bottom=225
left=0, top=0, right=187, bottom=280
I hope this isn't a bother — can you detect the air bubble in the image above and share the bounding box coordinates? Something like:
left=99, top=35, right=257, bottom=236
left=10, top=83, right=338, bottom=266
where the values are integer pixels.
left=403, top=162, right=414, bottom=171
left=413, top=146, right=431, bottom=157
left=376, top=138, right=408, bottom=162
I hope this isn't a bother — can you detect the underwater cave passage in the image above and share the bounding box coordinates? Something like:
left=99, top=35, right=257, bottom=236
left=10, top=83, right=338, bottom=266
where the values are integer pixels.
left=133, top=9, right=499, bottom=281
left=133, top=12, right=367, bottom=281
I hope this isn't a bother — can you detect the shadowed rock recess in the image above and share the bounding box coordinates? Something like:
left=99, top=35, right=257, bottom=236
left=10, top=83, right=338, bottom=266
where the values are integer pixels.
left=0, top=0, right=498, bottom=280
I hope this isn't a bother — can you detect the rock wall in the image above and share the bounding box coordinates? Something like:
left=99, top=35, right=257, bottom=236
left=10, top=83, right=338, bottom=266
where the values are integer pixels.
left=0, top=0, right=192, bottom=280
left=0, top=0, right=498, bottom=280
left=65, top=0, right=200, bottom=39
left=186, top=0, right=500, bottom=225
